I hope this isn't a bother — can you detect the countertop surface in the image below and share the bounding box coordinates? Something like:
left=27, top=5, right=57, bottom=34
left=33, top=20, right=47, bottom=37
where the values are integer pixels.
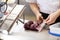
left=0, top=19, right=60, bottom=40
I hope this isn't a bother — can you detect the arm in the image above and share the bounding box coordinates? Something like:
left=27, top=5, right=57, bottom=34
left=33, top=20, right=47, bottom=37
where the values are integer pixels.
left=58, top=9, right=60, bottom=16
left=29, top=3, right=41, bottom=17
left=46, top=9, right=60, bottom=25
left=29, top=3, right=43, bottom=21
left=54, top=9, right=60, bottom=17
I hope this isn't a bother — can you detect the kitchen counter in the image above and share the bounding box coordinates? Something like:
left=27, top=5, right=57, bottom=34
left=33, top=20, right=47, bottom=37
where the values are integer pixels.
left=0, top=19, right=59, bottom=40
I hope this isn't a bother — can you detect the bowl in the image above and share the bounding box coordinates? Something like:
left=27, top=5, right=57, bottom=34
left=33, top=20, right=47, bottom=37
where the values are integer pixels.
left=49, top=22, right=60, bottom=34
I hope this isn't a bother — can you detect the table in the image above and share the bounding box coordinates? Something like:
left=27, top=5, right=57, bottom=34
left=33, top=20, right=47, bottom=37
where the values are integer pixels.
left=0, top=4, right=59, bottom=40
left=0, top=20, right=59, bottom=40
left=0, top=4, right=25, bottom=34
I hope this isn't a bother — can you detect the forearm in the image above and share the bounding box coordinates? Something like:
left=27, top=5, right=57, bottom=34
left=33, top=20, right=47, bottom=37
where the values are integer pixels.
left=29, top=3, right=41, bottom=16
left=53, top=9, right=60, bottom=17
left=58, top=9, right=60, bottom=16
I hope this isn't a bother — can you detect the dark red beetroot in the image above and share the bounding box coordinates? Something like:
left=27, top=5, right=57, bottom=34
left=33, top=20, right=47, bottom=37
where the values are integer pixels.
left=24, top=23, right=30, bottom=30
left=30, top=23, right=38, bottom=29
left=27, top=21, right=34, bottom=26
left=24, top=20, right=43, bottom=31
left=24, top=21, right=34, bottom=30
left=30, top=23, right=38, bottom=31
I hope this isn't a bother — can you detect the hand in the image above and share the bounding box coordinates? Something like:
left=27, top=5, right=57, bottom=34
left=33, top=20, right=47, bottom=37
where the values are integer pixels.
left=45, top=13, right=59, bottom=25
left=36, top=13, right=43, bottom=23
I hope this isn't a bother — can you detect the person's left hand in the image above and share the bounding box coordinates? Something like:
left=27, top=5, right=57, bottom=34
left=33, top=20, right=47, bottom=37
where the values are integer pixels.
left=45, top=12, right=59, bottom=25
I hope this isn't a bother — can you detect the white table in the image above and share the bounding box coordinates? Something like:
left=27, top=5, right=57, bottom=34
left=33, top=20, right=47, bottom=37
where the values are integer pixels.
left=0, top=20, right=59, bottom=40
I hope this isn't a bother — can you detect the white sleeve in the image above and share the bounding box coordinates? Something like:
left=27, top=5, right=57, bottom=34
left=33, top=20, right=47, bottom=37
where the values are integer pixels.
left=26, top=0, right=37, bottom=3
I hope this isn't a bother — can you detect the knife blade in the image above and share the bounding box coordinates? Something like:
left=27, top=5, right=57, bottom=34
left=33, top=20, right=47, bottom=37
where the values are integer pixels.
left=39, top=21, right=47, bottom=32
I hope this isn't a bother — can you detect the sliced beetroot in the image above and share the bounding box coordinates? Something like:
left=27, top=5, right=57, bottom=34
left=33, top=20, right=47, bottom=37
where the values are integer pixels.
left=27, top=23, right=38, bottom=31
left=24, top=21, right=33, bottom=30
left=30, top=28, right=38, bottom=31
left=24, top=23, right=30, bottom=30
left=30, top=23, right=38, bottom=29
left=24, top=20, right=42, bottom=31
left=27, top=21, right=34, bottom=26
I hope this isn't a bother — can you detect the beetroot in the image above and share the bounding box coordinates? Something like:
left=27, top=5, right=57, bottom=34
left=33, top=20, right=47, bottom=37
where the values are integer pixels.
left=30, top=23, right=38, bottom=29
left=24, top=21, right=33, bottom=30
left=27, top=21, right=34, bottom=26
left=24, top=23, right=30, bottom=30
left=24, top=20, right=43, bottom=31
left=30, top=23, right=38, bottom=31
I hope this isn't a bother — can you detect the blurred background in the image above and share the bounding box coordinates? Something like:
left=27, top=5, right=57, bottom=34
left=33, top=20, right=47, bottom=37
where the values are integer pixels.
left=2, top=0, right=36, bottom=21
left=17, top=0, right=36, bottom=21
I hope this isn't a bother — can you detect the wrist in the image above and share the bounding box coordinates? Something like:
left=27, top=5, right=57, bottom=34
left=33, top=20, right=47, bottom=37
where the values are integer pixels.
left=54, top=9, right=60, bottom=17
left=57, top=9, right=60, bottom=16
left=57, top=12, right=60, bottom=17
left=36, top=13, right=42, bottom=17
left=57, top=10, right=60, bottom=17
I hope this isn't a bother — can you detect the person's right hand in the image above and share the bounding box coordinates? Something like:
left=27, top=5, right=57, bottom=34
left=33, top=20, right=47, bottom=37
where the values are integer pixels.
left=36, top=13, right=43, bottom=23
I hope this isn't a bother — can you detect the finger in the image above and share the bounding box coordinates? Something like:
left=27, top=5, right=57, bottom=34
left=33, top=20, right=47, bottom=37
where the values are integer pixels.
left=46, top=19, right=53, bottom=25
left=37, top=16, right=43, bottom=24
left=37, top=17, right=40, bottom=21
left=46, top=16, right=49, bottom=21
left=45, top=16, right=50, bottom=24
left=39, top=16, right=43, bottom=21
left=37, top=16, right=43, bottom=21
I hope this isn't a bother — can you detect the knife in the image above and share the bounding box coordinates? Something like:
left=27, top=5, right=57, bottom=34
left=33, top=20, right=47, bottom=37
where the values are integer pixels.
left=38, top=21, right=47, bottom=32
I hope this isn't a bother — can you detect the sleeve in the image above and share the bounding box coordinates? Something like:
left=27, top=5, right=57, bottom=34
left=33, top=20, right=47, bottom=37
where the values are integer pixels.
left=26, top=0, right=37, bottom=3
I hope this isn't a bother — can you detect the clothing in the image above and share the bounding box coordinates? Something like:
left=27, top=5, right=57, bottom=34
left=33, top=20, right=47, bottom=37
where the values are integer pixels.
left=26, top=0, right=60, bottom=14
left=26, top=0, right=37, bottom=3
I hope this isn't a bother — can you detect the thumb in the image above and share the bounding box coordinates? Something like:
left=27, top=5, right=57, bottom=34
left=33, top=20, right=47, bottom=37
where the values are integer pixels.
left=36, top=15, right=43, bottom=21
left=39, top=16, right=43, bottom=21
left=45, top=16, right=50, bottom=24
left=37, top=16, right=43, bottom=23
left=46, top=16, right=50, bottom=21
